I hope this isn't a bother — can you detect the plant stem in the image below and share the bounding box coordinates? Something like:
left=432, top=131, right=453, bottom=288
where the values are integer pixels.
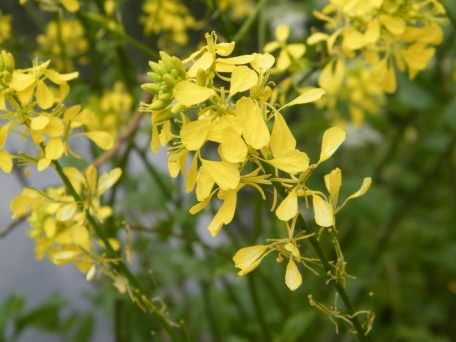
left=233, top=0, right=269, bottom=43
left=52, top=160, right=181, bottom=341
left=307, top=235, right=368, bottom=342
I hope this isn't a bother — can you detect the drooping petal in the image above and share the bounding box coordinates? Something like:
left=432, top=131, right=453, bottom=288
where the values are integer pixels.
left=268, top=150, right=309, bottom=175
left=208, top=190, right=237, bottom=237
left=233, top=245, right=269, bottom=276
left=319, top=127, right=346, bottom=164
left=285, top=259, right=302, bottom=291
left=270, top=113, right=296, bottom=157
left=313, top=195, right=334, bottom=227
left=276, top=191, right=298, bottom=221
left=324, top=168, right=342, bottom=208
left=237, top=97, right=270, bottom=149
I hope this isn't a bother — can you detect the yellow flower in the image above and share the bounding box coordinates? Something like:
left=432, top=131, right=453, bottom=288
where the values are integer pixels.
left=141, top=0, right=198, bottom=47
left=264, top=25, right=306, bottom=72
left=37, top=19, right=88, bottom=71
left=0, top=13, right=11, bottom=45
left=10, top=166, right=121, bottom=276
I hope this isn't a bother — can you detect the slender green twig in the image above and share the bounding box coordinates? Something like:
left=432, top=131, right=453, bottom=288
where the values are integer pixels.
left=307, top=235, right=368, bottom=342
left=233, top=0, right=269, bottom=42
left=52, top=160, right=181, bottom=341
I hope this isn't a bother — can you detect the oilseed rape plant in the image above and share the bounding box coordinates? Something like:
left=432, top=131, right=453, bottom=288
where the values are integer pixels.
left=0, top=0, right=453, bottom=341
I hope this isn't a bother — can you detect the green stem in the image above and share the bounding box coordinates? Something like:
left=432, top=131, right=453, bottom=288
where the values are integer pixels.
left=233, top=0, right=269, bottom=43
left=52, top=160, right=180, bottom=341
left=307, top=235, right=368, bottom=342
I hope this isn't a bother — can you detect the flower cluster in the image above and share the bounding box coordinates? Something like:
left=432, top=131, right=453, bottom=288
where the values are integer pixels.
left=0, top=12, right=11, bottom=45
left=85, top=82, right=133, bottom=140
left=0, top=51, right=113, bottom=173
left=218, top=0, right=254, bottom=20
left=305, top=0, right=447, bottom=124
left=141, top=0, right=198, bottom=47
left=11, top=166, right=122, bottom=278
left=19, top=0, right=80, bottom=12
left=37, top=19, right=88, bottom=71
left=141, top=32, right=371, bottom=291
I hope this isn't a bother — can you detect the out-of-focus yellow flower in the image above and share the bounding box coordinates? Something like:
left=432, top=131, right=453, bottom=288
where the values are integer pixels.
left=11, top=166, right=122, bottom=276
left=141, top=0, right=198, bottom=47
left=217, top=0, right=254, bottom=20
left=86, top=82, right=133, bottom=140
left=307, top=0, right=447, bottom=124
left=264, top=25, right=306, bottom=72
left=37, top=19, right=88, bottom=71
left=0, top=13, right=11, bottom=45
left=19, top=0, right=80, bottom=12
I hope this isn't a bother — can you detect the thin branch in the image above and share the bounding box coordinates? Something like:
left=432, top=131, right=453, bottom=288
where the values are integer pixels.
left=0, top=215, right=27, bottom=239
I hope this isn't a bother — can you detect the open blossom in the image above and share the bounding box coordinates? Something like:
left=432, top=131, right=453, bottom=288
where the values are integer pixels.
left=0, top=51, right=114, bottom=173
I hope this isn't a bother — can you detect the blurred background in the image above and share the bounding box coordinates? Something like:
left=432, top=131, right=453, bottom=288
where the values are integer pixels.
left=1, top=0, right=456, bottom=341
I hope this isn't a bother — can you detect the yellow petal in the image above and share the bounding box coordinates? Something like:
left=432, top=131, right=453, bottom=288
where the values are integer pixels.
left=216, top=42, right=235, bottom=56
left=276, top=191, right=298, bottom=221
left=36, top=80, right=54, bottom=110
left=86, top=131, right=114, bottom=150
left=285, top=259, right=302, bottom=291
left=313, top=195, right=334, bottom=227
left=380, top=15, right=405, bottom=35
left=185, top=154, right=199, bottom=192
left=283, top=88, right=326, bottom=109
left=229, top=66, right=258, bottom=97
left=56, top=203, right=78, bottom=221
left=168, top=150, right=186, bottom=178
left=319, top=127, right=346, bottom=163
left=319, top=60, right=345, bottom=94
left=268, top=150, right=309, bottom=174
left=340, top=177, right=372, bottom=209
left=187, top=51, right=214, bottom=77
left=85, top=165, right=98, bottom=195
left=287, top=44, right=306, bottom=59
left=250, top=53, right=275, bottom=74
left=30, top=115, right=50, bottom=131
left=270, top=113, right=296, bottom=157
left=174, top=80, right=215, bottom=107
left=60, top=0, right=80, bottom=12
left=45, top=69, right=79, bottom=84
left=196, top=165, right=215, bottom=201
left=37, top=158, right=51, bottom=171
left=237, top=97, right=270, bottom=149
left=233, top=245, right=268, bottom=276
left=203, top=160, right=240, bottom=190
left=181, top=119, right=212, bottom=151
left=0, top=123, right=11, bottom=149
left=324, top=168, right=342, bottom=208
left=276, top=25, right=289, bottom=42
left=307, top=32, right=329, bottom=45
left=276, top=50, right=291, bottom=71
left=98, top=168, right=122, bottom=195
left=0, top=150, right=13, bottom=173
left=45, top=138, right=64, bottom=160
left=11, top=71, right=35, bottom=92
left=219, top=128, right=248, bottom=163
left=208, top=190, right=237, bottom=237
